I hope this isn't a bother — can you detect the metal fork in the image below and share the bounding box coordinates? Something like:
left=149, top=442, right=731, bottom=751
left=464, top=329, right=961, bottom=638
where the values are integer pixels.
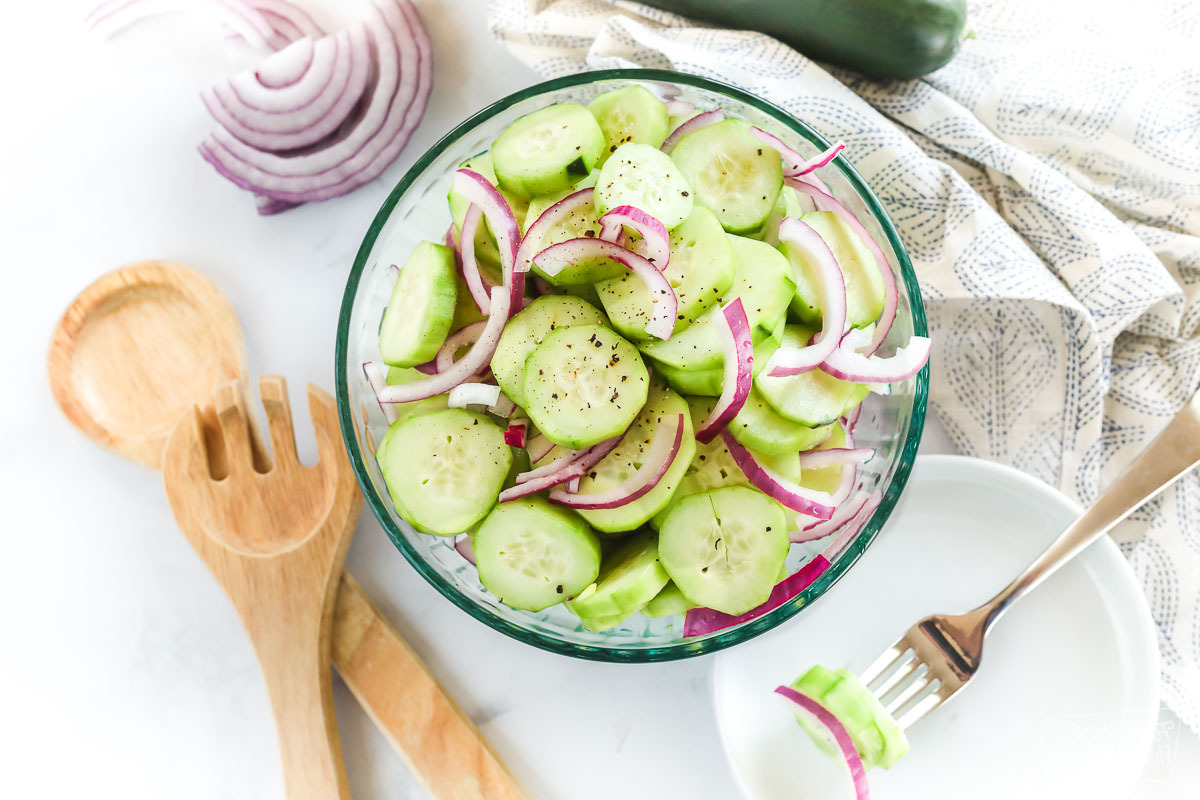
left=860, top=392, right=1200, bottom=730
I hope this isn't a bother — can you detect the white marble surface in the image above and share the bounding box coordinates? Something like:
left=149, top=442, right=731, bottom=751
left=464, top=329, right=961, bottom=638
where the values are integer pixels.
left=2, top=2, right=1196, bottom=798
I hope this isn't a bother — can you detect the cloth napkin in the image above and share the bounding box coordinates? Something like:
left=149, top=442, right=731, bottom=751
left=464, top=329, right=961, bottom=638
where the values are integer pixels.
left=488, top=0, right=1200, bottom=731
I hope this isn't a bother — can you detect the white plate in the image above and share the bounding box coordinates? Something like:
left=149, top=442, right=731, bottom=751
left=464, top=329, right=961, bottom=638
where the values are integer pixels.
left=714, top=455, right=1159, bottom=799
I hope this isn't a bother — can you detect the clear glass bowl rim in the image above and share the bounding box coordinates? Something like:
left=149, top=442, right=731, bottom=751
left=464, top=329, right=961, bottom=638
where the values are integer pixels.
left=335, top=67, right=929, bottom=663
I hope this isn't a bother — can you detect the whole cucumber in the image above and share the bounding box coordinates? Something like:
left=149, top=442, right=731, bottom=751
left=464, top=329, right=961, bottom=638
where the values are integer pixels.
left=641, top=0, right=968, bottom=80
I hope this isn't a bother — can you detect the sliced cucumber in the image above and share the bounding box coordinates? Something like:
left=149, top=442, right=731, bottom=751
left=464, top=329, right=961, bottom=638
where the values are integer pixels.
left=753, top=183, right=807, bottom=245
left=728, top=389, right=834, bottom=456
left=575, top=383, right=697, bottom=532
left=492, top=103, right=605, bottom=198
left=594, top=142, right=694, bottom=230
left=755, top=326, right=870, bottom=426
left=523, top=324, right=649, bottom=449
left=383, top=367, right=450, bottom=423
left=448, top=151, right=530, bottom=232
left=473, top=497, right=601, bottom=612
left=566, top=530, right=670, bottom=623
left=658, top=486, right=789, bottom=616
left=379, top=241, right=458, bottom=367
left=638, top=233, right=794, bottom=371
left=597, top=205, right=734, bottom=342
left=791, top=665, right=910, bottom=770
left=490, top=295, right=607, bottom=408
left=547, top=281, right=604, bottom=308
left=670, top=118, right=783, bottom=233
left=798, top=420, right=851, bottom=494
left=656, top=322, right=782, bottom=397
left=376, top=409, right=512, bottom=536
left=667, top=107, right=701, bottom=135
left=450, top=272, right=486, bottom=332
left=524, top=175, right=628, bottom=287
left=642, top=581, right=697, bottom=618
left=587, top=85, right=670, bottom=162
left=785, top=211, right=886, bottom=329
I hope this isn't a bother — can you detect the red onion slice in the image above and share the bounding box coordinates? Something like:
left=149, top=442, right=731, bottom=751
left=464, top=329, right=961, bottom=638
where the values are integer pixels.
left=821, top=328, right=931, bottom=384
left=749, top=127, right=845, bottom=178
left=684, top=554, right=831, bottom=637
left=565, top=475, right=581, bottom=493
left=525, top=434, right=554, bottom=464
left=598, top=206, right=670, bottom=269
left=792, top=489, right=870, bottom=543
left=819, top=491, right=882, bottom=562
left=548, top=414, right=684, bottom=509
left=362, top=362, right=399, bottom=424
left=448, top=383, right=501, bottom=409
left=453, top=533, right=476, bottom=565
left=695, top=299, right=753, bottom=444
left=661, top=109, right=724, bottom=154
left=721, top=431, right=837, bottom=519
left=453, top=169, right=523, bottom=315
left=534, top=239, right=678, bottom=340
left=247, top=0, right=322, bottom=40
left=253, top=35, right=313, bottom=88
left=516, top=448, right=584, bottom=484
left=775, top=686, right=871, bottom=800
left=796, top=447, right=874, bottom=470
left=199, top=0, right=432, bottom=206
left=490, top=394, right=517, bottom=418
left=87, top=0, right=275, bottom=48
left=435, top=320, right=486, bottom=374
left=765, top=218, right=848, bottom=377
left=665, top=99, right=694, bottom=117
left=503, top=418, right=527, bottom=447
left=841, top=404, right=863, bottom=432
left=373, top=286, right=510, bottom=404
left=515, top=188, right=594, bottom=274
left=499, top=435, right=623, bottom=502
left=458, top=204, right=494, bottom=314
left=788, top=178, right=898, bottom=355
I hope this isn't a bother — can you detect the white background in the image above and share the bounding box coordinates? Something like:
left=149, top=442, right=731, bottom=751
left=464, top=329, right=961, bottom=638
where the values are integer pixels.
left=2, top=1, right=1196, bottom=797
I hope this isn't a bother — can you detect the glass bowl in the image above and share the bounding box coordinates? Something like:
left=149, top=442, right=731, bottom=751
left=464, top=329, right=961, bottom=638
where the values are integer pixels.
left=336, top=69, right=928, bottom=662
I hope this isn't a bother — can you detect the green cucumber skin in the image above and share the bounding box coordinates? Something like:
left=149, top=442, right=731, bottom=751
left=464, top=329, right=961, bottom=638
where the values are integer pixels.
left=640, top=0, right=967, bottom=79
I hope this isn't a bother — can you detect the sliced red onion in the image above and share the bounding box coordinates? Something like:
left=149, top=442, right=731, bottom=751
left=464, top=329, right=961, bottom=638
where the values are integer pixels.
left=565, top=475, right=581, bottom=493
left=503, top=419, right=527, bottom=448
left=453, top=169, right=523, bottom=315
left=253, top=34, right=313, bottom=88
left=535, top=239, right=677, bottom=340
left=491, top=394, right=518, bottom=418
left=598, top=206, right=670, bottom=269
left=246, top=0, right=322, bottom=40
left=453, top=533, right=476, bottom=565
left=435, top=320, right=487, bottom=374
left=199, top=0, right=432, bottom=209
left=819, top=491, right=882, bottom=563
left=766, top=218, right=847, bottom=378
left=661, top=109, right=724, bottom=154
left=683, top=554, right=831, bottom=637
left=721, top=431, right=836, bottom=519
left=789, top=179, right=898, bottom=355
left=549, top=415, right=684, bottom=509
left=841, top=403, right=863, bottom=432
left=695, top=300, right=753, bottom=444
left=87, top=0, right=275, bottom=48
left=515, top=188, right=594, bottom=274
left=748, top=127, right=845, bottom=178
left=525, top=434, right=554, bottom=463
left=448, top=383, right=501, bottom=409
left=499, top=435, right=622, bottom=502
left=664, top=99, right=694, bottom=117
left=797, top=448, right=874, bottom=470
left=791, top=489, right=871, bottom=544
left=459, top=203, right=494, bottom=314
left=775, top=686, right=871, bottom=800
left=255, top=194, right=302, bottom=215
left=516, top=448, right=583, bottom=484
left=374, top=286, right=509, bottom=404
left=821, top=328, right=931, bottom=384
left=413, top=360, right=438, bottom=375
left=362, top=362, right=399, bottom=424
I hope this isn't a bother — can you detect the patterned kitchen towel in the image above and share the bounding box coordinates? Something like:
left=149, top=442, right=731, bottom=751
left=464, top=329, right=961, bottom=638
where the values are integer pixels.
left=488, top=0, right=1200, bottom=731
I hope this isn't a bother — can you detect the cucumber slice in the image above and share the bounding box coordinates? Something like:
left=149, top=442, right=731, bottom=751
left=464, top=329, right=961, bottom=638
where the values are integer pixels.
left=448, top=151, right=530, bottom=232
left=753, top=183, right=806, bottom=245
left=492, top=103, right=605, bottom=198
left=670, top=118, right=783, bottom=233
left=383, top=367, right=450, bottom=423
left=376, top=409, right=512, bottom=536
left=523, top=175, right=627, bottom=287
left=639, top=234, right=794, bottom=370
left=451, top=272, right=486, bottom=332
left=728, top=389, right=834, bottom=456
left=785, top=211, right=886, bottom=329
left=587, top=85, right=670, bottom=162
left=798, top=420, right=851, bottom=494
left=642, top=581, right=697, bottom=618
left=473, top=497, right=601, bottom=612
left=667, top=108, right=701, bottom=135
left=658, top=486, right=788, bottom=616
left=575, top=383, right=697, bottom=532
left=791, top=666, right=910, bottom=770
left=566, top=530, right=670, bottom=622
left=656, top=323, right=782, bottom=397
left=490, top=295, right=608, bottom=408
left=379, top=241, right=458, bottom=367
left=755, top=326, right=870, bottom=426
left=597, top=205, right=735, bottom=341
left=594, top=142, right=694, bottom=230
left=523, top=324, right=649, bottom=449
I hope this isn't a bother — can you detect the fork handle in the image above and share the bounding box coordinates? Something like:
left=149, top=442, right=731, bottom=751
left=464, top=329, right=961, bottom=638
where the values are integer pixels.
left=978, top=394, right=1200, bottom=632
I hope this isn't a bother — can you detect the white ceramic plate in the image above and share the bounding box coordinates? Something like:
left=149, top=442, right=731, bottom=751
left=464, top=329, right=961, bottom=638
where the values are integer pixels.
left=714, top=455, right=1159, bottom=799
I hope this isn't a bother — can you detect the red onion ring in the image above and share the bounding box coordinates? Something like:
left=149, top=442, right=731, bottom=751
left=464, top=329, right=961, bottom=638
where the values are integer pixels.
left=453, top=533, right=476, bottom=565
left=458, top=204, right=494, bottom=314
left=841, top=404, right=863, bottom=432
left=372, top=286, right=510, bottom=404
left=775, top=686, right=871, bottom=800
left=819, top=491, right=883, bottom=562
left=598, top=206, right=670, bottom=269
left=766, top=218, right=848, bottom=377
left=448, top=383, right=501, bottom=409
left=525, top=434, right=554, bottom=464
left=683, top=554, right=831, bottom=637
left=661, top=109, right=724, bottom=154
left=499, top=435, right=623, bottom=502
left=516, top=448, right=584, bottom=484
left=515, top=188, right=594, bottom=274
left=821, top=328, right=931, bottom=384
left=362, top=362, right=399, bottom=424
left=565, top=475, right=581, bottom=493
left=490, top=394, right=517, bottom=418
left=534, top=239, right=677, bottom=340
left=749, top=127, right=846, bottom=178
left=247, top=0, right=322, bottom=40
left=796, top=448, right=874, bottom=470
left=792, top=489, right=871, bottom=544
left=549, top=414, right=684, bottom=509
left=721, top=431, right=837, bottom=519
left=503, top=419, right=527, bottom=448
left=453, top=169, right=523, bottom=315
left=664, top=99, right=694, bottom=117
left=695, top=299, right=753, bottom=444
left=435, top=320, right=487, bottom=374
left=788, top=178, right=898, bottom=356
left=253, top=35, right=313, bottom=88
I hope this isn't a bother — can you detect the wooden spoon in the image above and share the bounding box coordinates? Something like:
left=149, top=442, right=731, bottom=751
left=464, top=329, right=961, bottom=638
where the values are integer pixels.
left=49, top=262, right=527, bottom=800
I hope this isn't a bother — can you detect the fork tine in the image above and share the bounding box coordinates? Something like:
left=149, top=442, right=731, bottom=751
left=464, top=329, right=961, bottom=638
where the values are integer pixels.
left=890, top=677, right=942, bottom=723
left=892, top=688, right=945, bottom=731
left=859, top=643, right=911, bottom=690
left=213, top=381, right=254, bottom=476
left=259, top=376, right=298, bottom=471
left=880, top=666, right=930, bottom=713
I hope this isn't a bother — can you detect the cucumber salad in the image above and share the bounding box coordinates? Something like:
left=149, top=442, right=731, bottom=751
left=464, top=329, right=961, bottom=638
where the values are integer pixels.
left=363, top=84, right=930, bottom=635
